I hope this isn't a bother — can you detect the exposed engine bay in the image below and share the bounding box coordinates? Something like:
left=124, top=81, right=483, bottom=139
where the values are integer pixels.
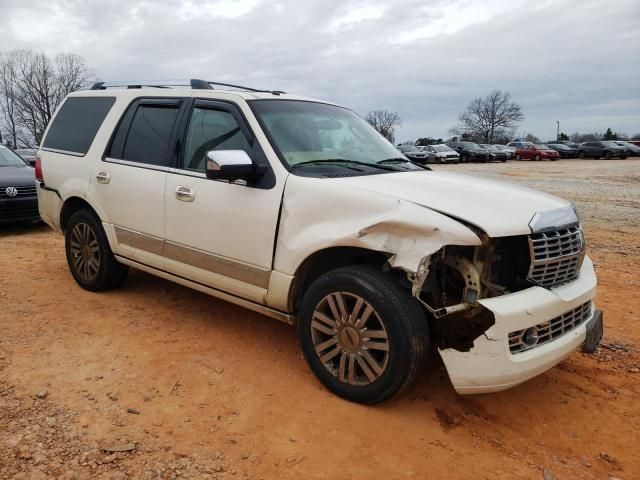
left=408, top=236, right=532, bottom=352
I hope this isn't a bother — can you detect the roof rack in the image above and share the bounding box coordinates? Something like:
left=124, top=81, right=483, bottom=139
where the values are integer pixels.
left=90, top=78, right=285, bottom=95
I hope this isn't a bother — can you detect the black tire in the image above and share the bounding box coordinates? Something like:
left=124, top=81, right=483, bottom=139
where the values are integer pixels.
left=579, top=151, right=586, bottom=159
left=65, top=209, right=128, bottom=291
left=515, top=154, right=521, bottom=160
left=534, top=154, right=541, bottom=161
left=297, top=265, right=429, bottom=404
left=620, top=155, right=627, bottom=160
left=604, top=151, right=612, bottom=160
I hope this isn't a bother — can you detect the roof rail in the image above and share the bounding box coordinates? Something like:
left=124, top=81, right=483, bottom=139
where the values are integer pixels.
left=90, top=79, right=285, bottom=95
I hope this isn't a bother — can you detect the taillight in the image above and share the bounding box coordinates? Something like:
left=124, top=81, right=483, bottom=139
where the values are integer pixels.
left=34, top=155, right=44, bottom=181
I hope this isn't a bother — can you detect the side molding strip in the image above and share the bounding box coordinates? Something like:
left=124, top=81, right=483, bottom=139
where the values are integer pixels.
left=114, top=226, right=271, bottom=289
left=115, top=255, right=293, bottom=325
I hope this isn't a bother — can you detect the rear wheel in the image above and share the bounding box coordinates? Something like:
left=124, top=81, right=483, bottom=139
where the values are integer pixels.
left=534, top=154, right=541, bottom=161
left=579, top=151, right=586, bottom=159
left=604, top=151, right=612, bottom=160
left=298, top=265, right=428, bottom=404
left=65, top=209, right=128, bottom=291
left=515, top=154, right=521, bottom=160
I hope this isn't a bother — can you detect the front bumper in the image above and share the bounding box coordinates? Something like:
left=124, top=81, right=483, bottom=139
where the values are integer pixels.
left=0, top=195, right=40, bottom=223
left=439, top=256, right=598, bottom=394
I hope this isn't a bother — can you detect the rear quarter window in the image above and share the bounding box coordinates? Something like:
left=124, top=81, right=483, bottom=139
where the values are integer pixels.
left=42, top=97, right=116, bottom=156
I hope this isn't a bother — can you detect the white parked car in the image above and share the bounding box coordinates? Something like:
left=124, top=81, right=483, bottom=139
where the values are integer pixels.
left=421, top=144, right=460, bottom=164
left=35, top=79, right=603, bottom=403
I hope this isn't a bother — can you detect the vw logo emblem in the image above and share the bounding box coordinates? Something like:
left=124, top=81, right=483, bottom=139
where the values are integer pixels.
left=5, top=187, right=18, bottom=197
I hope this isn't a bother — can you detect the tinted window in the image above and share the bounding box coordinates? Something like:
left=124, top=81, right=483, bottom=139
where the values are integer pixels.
left=183, top=107, right=251, bottom=171
left=120, top=105, right=179, bottom=166
left=42, top=97, right=115, bottom=155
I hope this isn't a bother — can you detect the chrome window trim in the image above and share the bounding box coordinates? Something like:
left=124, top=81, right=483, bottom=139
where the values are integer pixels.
left=103, top=157, right=170, bottom=172
left=41, top=147, right=85, bottom=157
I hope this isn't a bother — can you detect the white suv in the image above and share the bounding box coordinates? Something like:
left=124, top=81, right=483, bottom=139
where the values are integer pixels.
left=35, top=79, right=603, bottom=403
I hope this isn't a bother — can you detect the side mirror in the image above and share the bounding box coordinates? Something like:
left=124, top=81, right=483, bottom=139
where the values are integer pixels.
left=205, top=150, right=256, bottom=181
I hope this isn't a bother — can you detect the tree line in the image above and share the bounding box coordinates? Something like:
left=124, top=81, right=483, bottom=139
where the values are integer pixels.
left=366, top=91, right=639, bottom=146
left=0, top=49, right=94, bottom=148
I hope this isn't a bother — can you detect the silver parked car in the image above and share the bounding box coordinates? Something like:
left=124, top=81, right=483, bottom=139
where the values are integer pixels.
left=420, top=144, right=460, bottom=164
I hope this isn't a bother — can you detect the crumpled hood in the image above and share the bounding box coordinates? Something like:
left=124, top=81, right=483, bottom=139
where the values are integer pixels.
left=330, top=171, right=570, bottom=237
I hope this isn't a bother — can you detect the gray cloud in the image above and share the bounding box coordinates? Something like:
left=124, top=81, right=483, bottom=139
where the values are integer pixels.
left=1, top=0, right=638, bottom=141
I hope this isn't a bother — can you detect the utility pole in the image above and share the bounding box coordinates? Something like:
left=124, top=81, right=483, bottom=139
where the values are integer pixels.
left=556, top=121, right=560, bottom=140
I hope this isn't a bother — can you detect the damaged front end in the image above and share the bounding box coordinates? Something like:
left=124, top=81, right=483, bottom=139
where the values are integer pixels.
left=402, top=234, right=533, bottom=352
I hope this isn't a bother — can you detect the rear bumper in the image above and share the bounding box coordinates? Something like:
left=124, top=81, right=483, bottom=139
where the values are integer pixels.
left=36, top=181, right=63, bottom=232
left=0, top=196, right=40, bottom=223
left=439, top=256, right=598, bottom=394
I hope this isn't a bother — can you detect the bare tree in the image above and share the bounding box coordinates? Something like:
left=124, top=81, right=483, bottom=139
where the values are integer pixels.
left=0, top=49, right=94, bottom=146
left=450, top=90, right=524, bottom=144
left=365, top=110, right=401, bottom=143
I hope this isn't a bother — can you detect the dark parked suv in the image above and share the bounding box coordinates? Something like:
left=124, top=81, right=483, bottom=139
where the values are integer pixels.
left=547, top=143, right=578, bottom=158
left=447, top=141, right=490, bottom=163
left=0, top=145, right=39, bottom=224
left=577, top=141, right=628, bottom=159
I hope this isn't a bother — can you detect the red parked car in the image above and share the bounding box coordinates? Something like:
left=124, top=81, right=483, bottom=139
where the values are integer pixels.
left=514, top=143, right=560, bottom=161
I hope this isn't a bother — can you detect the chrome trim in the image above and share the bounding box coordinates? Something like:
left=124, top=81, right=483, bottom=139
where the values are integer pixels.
left=164, top=241, right=271, bottom=289
left=526, top=225, right=585, bottom=288
left=509, top=301, right=592, bottom=354
left=114, top=255, right=293, bottom=324
left=114, top=226, right=164, bottom=256
left=41, top=147, right=85, bottom=157
left=528, top=206, right=579, bottom=233
left=168, top=168, right=207, bottom=179
left=103, top=157, right=170, bottom=172
left=175, top=186, right=195, bottom=202
left=113, top=226, right=270, bottom=288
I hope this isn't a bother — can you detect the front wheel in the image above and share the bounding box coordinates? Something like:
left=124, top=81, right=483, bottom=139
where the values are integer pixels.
left=534, top=154, right=541, bottom=161
left=604, top=151, right=612, bottom=160
left=515, top=154, right=521, bottom=160
left=579, top=151, right=586, bottom=159
left=65, top=209, right=129, bottom=291
left=298, top=265, right=429, bottom=404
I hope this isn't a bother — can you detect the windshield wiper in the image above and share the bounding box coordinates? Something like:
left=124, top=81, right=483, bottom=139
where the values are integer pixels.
left=292, top=158, right=398, bottom=171
left=377, top=157, right=412, bottom=164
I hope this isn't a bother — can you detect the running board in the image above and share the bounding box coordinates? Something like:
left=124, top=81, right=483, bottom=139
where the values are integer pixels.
left=115, top=255, right=294, bottom=325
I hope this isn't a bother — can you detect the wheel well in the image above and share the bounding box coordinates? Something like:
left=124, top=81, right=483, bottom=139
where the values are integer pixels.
left=60, top=197, right=96, bottom=232
left=291, top=247, right=390, bottom=313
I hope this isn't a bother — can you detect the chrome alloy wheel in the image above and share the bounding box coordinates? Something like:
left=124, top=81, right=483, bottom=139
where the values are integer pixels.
left=310, top=292, right=390, bottom=386
left=69, top=222, right=101, bottom=281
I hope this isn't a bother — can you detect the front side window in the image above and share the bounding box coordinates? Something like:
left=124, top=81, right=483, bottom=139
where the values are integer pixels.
left=250, top=100, right=404, bottom=168
left=183, top=107, right=251, bottom=171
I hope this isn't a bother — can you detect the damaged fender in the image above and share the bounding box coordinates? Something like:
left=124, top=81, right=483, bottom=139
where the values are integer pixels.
left=274, top=174, right=482, bottom=277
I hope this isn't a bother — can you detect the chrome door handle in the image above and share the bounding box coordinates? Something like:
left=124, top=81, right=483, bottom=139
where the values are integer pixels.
left=175, top=186, right=195, bottom=202
left=96, top=171, right=111, bottom=184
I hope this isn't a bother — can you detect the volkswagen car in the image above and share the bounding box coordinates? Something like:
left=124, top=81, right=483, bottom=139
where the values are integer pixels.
left=0, top=145, right=39, bottom=224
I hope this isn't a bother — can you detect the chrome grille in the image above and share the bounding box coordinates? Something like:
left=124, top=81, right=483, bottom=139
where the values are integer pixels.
left=509, top=301, right=592, bottom=354
left=527, top=225, right=584, bottom=288
left=0, top=185, right=37, bottom=198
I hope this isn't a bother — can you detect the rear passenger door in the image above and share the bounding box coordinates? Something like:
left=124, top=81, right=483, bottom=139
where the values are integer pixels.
left=163, top=99, right=284, bottom=304
left=91, top=97, right=184, bottom=269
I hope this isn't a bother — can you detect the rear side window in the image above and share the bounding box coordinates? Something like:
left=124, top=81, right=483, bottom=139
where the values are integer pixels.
left=42, top=97, right=116, bottom=156
left=108, top=100, right=180, bottom=167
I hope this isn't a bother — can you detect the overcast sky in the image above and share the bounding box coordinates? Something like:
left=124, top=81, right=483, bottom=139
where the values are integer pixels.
left=1, top=0, right=638, bottom=141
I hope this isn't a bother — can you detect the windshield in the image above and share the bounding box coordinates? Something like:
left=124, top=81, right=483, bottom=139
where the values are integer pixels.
left=250, top=100, right=406, bottom=168
left=459, top=142, right=480, bottom=148
left=0, top=145, right=27, bottom=167
left=537, top=144, right=551, bottom=149
left=601, top=141, right=620, bottom=147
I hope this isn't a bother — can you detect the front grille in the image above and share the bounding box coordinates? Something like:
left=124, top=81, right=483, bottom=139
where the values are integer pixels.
left=0, top=185, right=37, bottom=198
left=527, top=225, right=584, bottom=288
left=509, top=301, right=592, bottom=354
left=0, top=202, right=39, bottom=221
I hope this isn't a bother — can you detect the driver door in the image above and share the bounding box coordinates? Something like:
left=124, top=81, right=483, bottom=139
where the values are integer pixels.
left=163, top=100, right=285, bottom=303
